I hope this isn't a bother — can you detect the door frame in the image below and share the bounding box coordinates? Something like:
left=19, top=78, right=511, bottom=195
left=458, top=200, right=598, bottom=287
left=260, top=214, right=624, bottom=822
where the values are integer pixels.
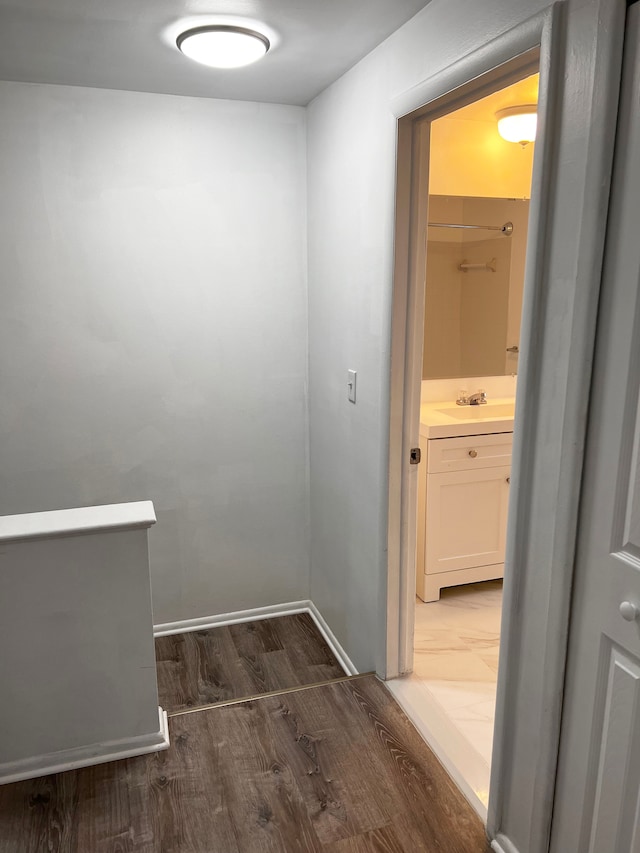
left=385, top=2, right=626, bottom=851
left=548, top=5, right=640, bottom=846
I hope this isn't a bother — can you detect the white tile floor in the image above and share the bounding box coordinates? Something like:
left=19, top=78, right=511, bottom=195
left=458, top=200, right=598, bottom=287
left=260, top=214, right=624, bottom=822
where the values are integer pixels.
left=387, top=579, right=502, bottom=813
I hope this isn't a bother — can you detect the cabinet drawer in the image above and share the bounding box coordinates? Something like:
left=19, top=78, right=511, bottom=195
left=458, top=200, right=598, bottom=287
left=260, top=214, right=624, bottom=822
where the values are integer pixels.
left=427, top=432, right=513, bottom=473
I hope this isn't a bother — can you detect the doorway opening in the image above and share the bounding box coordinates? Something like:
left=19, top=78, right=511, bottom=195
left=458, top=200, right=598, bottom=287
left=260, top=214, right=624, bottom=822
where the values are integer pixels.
left=386, top=59, right=540, bottom=817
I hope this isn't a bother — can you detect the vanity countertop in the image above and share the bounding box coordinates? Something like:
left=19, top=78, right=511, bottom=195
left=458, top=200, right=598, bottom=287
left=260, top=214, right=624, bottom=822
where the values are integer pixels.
left=420, top=397, right=516, bottom=439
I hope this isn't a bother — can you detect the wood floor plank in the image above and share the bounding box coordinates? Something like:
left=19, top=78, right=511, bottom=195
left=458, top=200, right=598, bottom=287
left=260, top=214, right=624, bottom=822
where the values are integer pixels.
left=269, top=612, right=344, bottom=669
left=270, top=686, right=388, bottom=843
left=74, top=759, right=153, bottom=853
left=155, top=626, right=255, bottom=711
left=190, top=700, right=323, bottom=852
left=0, top=676, right=489, bottom=853
left=324, top=825, right=408, bottom=853
left=145, top=723, right=240, bottom=853
left=228, top=617, right=286, bottom=655
left=339, top=679, right=489, bottom=852
left=155, top=613, right=345, bottom=713
left=251, top=648, right=302, bottom=693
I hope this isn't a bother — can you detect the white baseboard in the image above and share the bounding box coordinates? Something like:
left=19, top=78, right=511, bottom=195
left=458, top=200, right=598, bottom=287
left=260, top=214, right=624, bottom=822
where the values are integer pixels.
left=154, top=600, right=359, bottom=677
left=0, top=707, right=169, bottom=786
left=305, top=601, right=359, bottom=676
left=491, top=834, right=521, bottom=853
left=153, top=600, right=311, bottom=636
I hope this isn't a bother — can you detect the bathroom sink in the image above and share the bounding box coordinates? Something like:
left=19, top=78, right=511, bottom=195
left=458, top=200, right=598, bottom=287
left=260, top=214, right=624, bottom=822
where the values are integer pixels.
left=437, top=403, right=515, bottom=420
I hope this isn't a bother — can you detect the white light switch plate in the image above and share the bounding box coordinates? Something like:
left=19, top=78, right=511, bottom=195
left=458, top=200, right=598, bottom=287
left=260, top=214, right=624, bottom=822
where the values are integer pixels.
left=347, top=369, right=357, bottom=403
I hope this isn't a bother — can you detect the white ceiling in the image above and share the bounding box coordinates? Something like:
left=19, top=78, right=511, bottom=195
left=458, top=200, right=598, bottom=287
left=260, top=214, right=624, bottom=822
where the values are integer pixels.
left=0, top=0, right=431, bottom=106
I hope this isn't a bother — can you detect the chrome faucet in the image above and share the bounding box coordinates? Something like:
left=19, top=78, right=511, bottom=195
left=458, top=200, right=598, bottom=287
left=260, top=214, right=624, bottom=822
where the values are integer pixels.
left=469, top=389, right=488, bottom=406
left=456, top=389, right=488, bottom=406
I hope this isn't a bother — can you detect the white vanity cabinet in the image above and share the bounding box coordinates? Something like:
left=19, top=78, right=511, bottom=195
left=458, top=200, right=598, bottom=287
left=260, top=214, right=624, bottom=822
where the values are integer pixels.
left=416, top=430, right=513, bottom=602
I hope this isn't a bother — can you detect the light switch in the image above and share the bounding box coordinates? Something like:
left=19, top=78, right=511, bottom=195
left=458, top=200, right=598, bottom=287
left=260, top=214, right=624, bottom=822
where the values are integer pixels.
left=347, top=369, right=357, bottom=403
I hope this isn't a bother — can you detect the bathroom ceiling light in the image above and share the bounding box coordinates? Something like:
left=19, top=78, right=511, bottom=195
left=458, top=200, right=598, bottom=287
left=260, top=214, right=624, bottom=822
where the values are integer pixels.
left=496, top=106, right=537, bottom=146
left=177, top=25, right=270, bottom=69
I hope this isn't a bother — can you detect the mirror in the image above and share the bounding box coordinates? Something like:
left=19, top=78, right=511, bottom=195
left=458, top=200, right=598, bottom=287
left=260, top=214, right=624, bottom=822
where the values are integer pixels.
left=423, top=195, right=529, bottom=380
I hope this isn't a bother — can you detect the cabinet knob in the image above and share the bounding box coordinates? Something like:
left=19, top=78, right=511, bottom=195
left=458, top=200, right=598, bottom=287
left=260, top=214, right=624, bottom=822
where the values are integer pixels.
left=506, top=476, right=510, bottom=484
left=620, top=601, right=640, bottom=622
left=468, top=449, right=478, bottom=458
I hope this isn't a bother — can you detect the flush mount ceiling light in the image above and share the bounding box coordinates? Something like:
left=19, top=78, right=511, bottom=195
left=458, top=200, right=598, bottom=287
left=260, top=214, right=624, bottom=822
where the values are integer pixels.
left=177, top=25, right=270, bottom=69
left=496, top=105, right=538, bottom=146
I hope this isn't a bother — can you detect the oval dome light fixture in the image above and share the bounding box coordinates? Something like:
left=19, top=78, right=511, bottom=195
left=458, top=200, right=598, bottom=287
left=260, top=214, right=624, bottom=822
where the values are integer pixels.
left=177, top=25, right=270, bottom=69
left=496, top=105, right=538, bottom=146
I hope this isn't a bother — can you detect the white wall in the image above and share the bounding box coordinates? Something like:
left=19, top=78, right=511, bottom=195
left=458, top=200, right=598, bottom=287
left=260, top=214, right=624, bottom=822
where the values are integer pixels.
left=459, top=234, right=512, bottom=376
left=306, top=0, right=549, bottom=674
left=423, top=196, right=529, bottom=380
left=423, top=240, right=464, bottom=378
left=0, top=81, right=309, bottom=623
left=307, top=1, right=624, bottom=849
left=459, top=197, right=530, bottom=373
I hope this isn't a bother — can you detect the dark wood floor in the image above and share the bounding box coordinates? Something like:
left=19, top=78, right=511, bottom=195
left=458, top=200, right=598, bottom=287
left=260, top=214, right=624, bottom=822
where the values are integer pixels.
left=155, top=613, right=346, bottom=713
left=0, top=676, right=489, bottom=853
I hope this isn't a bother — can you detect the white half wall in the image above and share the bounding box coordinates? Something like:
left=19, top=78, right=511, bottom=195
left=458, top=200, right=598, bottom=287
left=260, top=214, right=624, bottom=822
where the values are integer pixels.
left=0, top=502, right=168, bottom=784
left=0, top=81, right=309, bottom=623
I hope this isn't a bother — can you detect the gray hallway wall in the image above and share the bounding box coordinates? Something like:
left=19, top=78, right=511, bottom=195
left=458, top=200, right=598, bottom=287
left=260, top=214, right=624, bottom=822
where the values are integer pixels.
left=306, top=0, right=550, bottom=673
left=0, top=81, right=309, bottom=623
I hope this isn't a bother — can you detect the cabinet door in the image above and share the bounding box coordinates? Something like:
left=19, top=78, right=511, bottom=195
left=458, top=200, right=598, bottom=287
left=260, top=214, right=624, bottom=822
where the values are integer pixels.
left=425, top=465, right=510, bottom=575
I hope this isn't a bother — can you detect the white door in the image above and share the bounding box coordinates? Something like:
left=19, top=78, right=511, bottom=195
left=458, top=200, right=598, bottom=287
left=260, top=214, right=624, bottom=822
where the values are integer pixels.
left=550, top=6, right=640, bottom=850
